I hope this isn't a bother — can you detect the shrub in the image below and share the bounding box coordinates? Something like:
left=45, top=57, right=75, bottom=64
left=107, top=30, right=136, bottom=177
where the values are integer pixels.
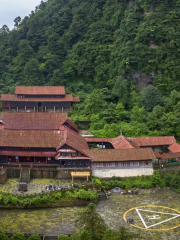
left=111, top=176, right=122, bottom=181
left=10, top=233, right=26, bottom=240
left=124, top=180, right=133, bottom=189
left=0, top=230, right=8, bottom=240
left=31, top=196, right=42, bottom=205
left=64, top=191, right=78, bottom=200
left=77, top=189, right=98, bottom=201
left=28, top=234, right=41, bottom=240
left=58, top=234, right=69, bottom=240
left=159, top=179, right=166, bottom=189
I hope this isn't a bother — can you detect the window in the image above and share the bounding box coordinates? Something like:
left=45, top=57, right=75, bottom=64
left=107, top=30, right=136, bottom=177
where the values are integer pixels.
left=86, top=161, right=89, bottom=165
left=67, top=161, right=71, bottom=165
left=73, top=161, right=76, bottom=165
left=130, top=161, right=139, bottom=167
left=106, top=162, right=115, bottom=167
left=79, top=161, right=83, bottom=165
left=118, top=162, right=128, bottom=167
left=142, top=161, right=151, bottom=166
left=94, top=163, right=103, bottom=167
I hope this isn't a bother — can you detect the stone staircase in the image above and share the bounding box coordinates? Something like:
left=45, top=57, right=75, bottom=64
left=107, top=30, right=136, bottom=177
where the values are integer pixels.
left=20, top=168, right=30, bottom=183
left=98, top=191, right=107, bottom=201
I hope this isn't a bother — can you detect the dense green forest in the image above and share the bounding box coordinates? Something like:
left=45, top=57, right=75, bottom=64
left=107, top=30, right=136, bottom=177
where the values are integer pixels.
left=1, top=0, right=180, bottom=138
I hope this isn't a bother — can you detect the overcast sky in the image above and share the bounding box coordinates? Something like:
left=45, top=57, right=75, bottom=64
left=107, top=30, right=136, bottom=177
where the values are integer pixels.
left=0, top=0, right=43, bottom=30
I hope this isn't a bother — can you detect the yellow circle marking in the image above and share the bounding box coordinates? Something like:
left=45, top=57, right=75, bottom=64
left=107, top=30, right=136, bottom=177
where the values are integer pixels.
left=123, top=205, right=180, bottom=231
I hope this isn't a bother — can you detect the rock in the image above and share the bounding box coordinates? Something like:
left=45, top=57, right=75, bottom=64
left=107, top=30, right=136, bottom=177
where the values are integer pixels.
left=132, top=71, right=154, bottom=89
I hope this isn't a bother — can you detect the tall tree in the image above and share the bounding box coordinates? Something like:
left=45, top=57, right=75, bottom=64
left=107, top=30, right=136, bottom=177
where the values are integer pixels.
left=75, top=203, right=107, bottom=240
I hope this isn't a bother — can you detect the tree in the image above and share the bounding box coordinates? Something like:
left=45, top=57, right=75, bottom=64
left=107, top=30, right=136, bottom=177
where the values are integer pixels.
left=152, top=170, right=161, bottom=187
left=102, top=229, right=120, bottom=240
left=28, top=234, right=41, bottom=240
left=58, top=234, right=69, bottom=240
left=130, top=106, right=146, bottom=123
left=0, top=231, right=8, bottom=240
left=141, top=85, right=164, bottom=112
left=117, top=226, right=142, bottom=239
left=75, top=203, right=107, bottom=240
left=23, top=58, right=45, bottom=86
left=14, top=16, right=21, bottom=28
left=10, top=233, right=26, bottom=240
left=70, top=230, right=92, bottom=240
left=114, top=102, right=128, bottom=121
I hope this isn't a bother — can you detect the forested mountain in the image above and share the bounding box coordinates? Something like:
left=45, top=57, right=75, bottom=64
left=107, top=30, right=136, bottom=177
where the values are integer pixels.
left=1, top=0, right=180, bottom=138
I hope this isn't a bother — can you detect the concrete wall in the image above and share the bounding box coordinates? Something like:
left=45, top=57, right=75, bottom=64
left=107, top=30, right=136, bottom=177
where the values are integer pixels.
left=92, top=168, right=153, bottom=178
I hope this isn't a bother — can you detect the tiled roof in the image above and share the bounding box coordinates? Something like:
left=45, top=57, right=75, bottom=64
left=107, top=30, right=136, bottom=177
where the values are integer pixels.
left=62, top=119, right=79, bottom=132
left=0, top=112, right=68, bottom=130
left=86, top=135, right=139, bottom=149
left=85, top=148, right=155, bottom=162
left=86, top=138, right=113, bottom=142
left=0, top=130, right=63, bottom=148
left=127, top=136, right=176, bottom=146
left=111, top=135, right=139, bottom=149
left=57, top=126, right=89, bottom=156
left=159, top=153, right=180, bottom=159
left=0, top=151, right=56, bottom=157
left=73, top=97, right=80, bottom=102
left=15, top=86, right=65, bottom=95
left=168, top=143, right=180, bottom=153
left=1, top=94, right=74, bottom=102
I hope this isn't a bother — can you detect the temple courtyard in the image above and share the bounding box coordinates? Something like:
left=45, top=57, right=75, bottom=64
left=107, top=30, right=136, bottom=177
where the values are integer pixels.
left=0, top=179, right=180, bottom=239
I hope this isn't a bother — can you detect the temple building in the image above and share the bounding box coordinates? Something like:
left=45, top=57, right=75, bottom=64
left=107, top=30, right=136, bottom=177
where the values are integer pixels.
left=0, top=87, right=179, bottom=179
left=1, top=86, right=80, bottom=113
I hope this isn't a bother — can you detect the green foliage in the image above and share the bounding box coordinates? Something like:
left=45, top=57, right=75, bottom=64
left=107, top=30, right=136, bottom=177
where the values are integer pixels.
left=1, top=0, right=180, bottom=138
left=152, top=170, right=161, bottom=187
left=141, top=85, right=164, bottom=112
left=58, top=234, right=69, bottom=240
left=75, top=203, right=107, bottom=240
left=0, top=230, right=8, bottom=240
left=28, top=234, right=41, bottom=240
left=10, top=233, right=26, bottom=240
left=0, top=189, right=98, bottom=208
left=77, top=189, right=98, bottom=201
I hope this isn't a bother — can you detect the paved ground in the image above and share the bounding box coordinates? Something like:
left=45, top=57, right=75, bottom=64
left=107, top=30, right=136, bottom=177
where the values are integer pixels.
left=0, top=179, right=180, bottom=239
left=96, top=188, right=180, bottom=239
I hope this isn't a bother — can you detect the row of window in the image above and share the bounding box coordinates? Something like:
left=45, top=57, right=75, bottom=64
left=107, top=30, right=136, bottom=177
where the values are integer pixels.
left=66, top=161, right=89, bottom=165
left=93, top=161, right=151, bottom=168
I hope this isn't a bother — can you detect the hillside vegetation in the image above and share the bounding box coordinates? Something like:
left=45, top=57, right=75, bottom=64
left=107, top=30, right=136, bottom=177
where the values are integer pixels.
left=1, top=0, right=180, bottom=138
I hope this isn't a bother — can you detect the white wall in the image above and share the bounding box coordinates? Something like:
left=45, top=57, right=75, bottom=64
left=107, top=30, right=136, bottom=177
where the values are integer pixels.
left=92, top=168, right=153, bottom=178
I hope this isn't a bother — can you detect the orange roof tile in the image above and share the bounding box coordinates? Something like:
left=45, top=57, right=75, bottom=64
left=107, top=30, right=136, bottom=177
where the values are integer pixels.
left=111, top=135, right=139, bottom=149
left=85, top=148, right=155, bottom=162
left=0, top=130, right=63, bottom=148
left=86, top=135, right=139, bottom=149
left=15, top=86, right=65, bottom=95
left=57, top=127, right=89, bottom=156
left=0, top=112, right=68, bottom=130
left=62, top=119, right=79, bottom=132
left=168, top=143, right=180, bottom=153
left=159, top=153, right=180, bottom=159
left=127, top=136, right=176, bottom=146
left=73, top=96, right=80, bottom=102
left=1, top=94, right=74, bottom=102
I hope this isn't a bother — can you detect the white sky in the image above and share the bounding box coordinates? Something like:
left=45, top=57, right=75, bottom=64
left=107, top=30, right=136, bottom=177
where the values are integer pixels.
left=0, top=0, right=43, bottom=30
